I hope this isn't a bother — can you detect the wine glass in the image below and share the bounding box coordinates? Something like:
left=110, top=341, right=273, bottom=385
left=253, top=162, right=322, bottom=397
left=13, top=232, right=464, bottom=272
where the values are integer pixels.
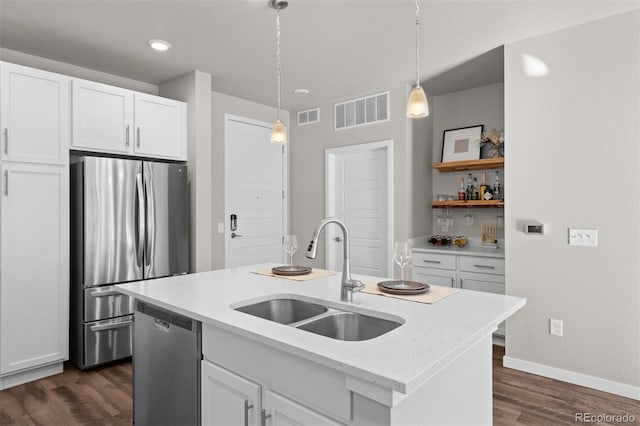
left=283, top=235, right=298, bottom=270
left=393, top=241, right=412, bottom=284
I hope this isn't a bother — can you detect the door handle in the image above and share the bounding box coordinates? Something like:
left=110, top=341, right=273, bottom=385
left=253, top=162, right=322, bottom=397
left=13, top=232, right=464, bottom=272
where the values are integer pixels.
left=89, top=289, right=122, bottom=298
left=423, top=259, right=441, bottom=264
left=231, top=232, right=243, bottom=239
left=460, top=278, right=463, bottom=288
left=90, top=320, right=133, bottom=332
left=244, top=400, right=254, bottom=426
left=136, top=127, right=141, bottom=148
left=153, top=318, right=170, bottom=331
left=136, top=173, right=145, bottom=267
left=143, top=170, right=153, bottom=267
left=261, top=409, right=271, bottom=426
left=473, top=264, right=496, bottom=269
left=125, top=125, right=130, bottom=146
left=3, top=128, right=7, bottom=155
left=451, top=277, right=454, bottom=287
left=334, top=236, right=343, bottom=242
left=3, top=170, right=7, bottom=196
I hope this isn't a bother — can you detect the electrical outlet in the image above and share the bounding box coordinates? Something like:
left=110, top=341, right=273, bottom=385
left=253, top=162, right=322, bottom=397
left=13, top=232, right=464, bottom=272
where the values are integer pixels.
left=569, top=228, right=598, bottom=247
left=550, top=319, right=563, bottom=336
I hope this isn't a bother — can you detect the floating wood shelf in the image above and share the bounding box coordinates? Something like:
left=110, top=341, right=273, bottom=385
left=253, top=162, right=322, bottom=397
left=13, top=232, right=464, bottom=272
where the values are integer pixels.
left=432, top=200, right=504, bottom=208
left=432, top=158, right=504, bottom=173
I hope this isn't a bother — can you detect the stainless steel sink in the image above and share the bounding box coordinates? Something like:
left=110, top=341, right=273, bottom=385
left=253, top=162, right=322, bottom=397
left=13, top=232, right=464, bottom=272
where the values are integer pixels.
left=296, top=311, right=402, bottom=341
left=234, top=298, right=328, bottom=325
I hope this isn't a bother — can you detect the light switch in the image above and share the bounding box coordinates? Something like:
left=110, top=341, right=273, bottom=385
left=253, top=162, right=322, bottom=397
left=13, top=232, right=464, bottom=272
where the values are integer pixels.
left=569, top=228, right=598, bottom=247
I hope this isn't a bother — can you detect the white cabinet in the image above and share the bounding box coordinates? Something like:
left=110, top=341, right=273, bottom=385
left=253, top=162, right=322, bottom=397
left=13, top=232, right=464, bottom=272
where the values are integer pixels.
left=71, top=79, right=133, bottom=154
left=412, top=250, right=506, bottom=337
left=134, top=93, right=186, bottom=160
left=264, top=390, right=343, bottom=426
left=0, top=62, right=69, bottom=165
left=71, top=80, right=186, bottom=161
left=0, top=62, right=69, bottom=390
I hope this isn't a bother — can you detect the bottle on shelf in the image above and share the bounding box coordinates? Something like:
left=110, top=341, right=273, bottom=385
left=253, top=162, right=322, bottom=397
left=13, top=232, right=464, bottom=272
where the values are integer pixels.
left=479, top=172, right=488, bottom=200
left=493, top=171, right=502, bottom=200
left=466, top=173, right=473, bottom=200
left=458, top=176, right=466, bottom=201
left=472, top=177, right=479, bottom=200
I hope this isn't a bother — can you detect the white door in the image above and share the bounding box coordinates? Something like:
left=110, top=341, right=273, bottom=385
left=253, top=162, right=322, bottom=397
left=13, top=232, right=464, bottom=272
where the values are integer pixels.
left=202, top=360, right=261, bottom=426
left=71, top=79, right=134, bottom=154
left=0, top=62, right=69, bottom=165
left=0, top=163, right=68, bottom=374
left=326, top=141, right=392, bottom=278
left=225, top=115, right=286, bottom=268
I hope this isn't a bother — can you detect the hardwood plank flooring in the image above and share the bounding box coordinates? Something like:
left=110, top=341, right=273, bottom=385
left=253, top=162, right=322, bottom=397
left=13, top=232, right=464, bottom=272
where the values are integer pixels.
left=1, top=347, right=638, bottom=425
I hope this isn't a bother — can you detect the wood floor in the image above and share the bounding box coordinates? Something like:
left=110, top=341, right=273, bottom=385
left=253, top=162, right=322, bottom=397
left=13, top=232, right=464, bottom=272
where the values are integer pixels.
left=1, top=347, right=638, bottom=425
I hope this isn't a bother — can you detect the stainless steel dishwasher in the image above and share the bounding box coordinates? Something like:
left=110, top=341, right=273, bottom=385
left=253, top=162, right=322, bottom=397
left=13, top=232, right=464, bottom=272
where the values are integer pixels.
left=134, top=301, right=201, bottom=426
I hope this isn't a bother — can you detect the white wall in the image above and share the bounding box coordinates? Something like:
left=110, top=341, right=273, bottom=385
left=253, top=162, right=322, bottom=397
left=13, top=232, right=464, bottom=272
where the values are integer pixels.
left=160, top=71, right=213, bottom=273
left=0, top=48, right=158, bottom=94
left=431, top=83, right=505, bottom=240
left=504, top=10, right=640, bottom=398
left=289, top=84, right=431, bottom=274
left=210, top=92, right=290, bottom=270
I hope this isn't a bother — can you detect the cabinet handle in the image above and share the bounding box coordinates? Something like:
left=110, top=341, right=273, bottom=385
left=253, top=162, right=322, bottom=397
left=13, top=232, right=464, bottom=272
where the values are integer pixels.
left=451, top=277, right=454, bottom=287
left=3, top=128, right=7, bottom=155
left=473, top=264, right=495, bottom=269
left=125, top=125, right=130, bottom=146
left=261, top=409, right=271, bottom=426
left=460, top=278, right=463, bottom=288
left=136, top=127, right=141, bottom=148
left=244, top=400, right=254, bottom=426
left=423, top=259, right=441, bottom=264
left=3, top=170, right=7, bottom=196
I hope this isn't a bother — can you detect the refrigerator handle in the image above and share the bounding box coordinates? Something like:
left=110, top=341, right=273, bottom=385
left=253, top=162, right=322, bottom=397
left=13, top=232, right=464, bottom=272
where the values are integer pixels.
left=136, top=173, right=146, bottom=267
left=144, top=169, right=154, bottom=267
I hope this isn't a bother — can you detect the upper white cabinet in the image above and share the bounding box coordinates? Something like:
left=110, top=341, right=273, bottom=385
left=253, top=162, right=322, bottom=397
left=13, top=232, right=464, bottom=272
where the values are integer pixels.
left=134, top=93, right=186, bottom=160
left=71, top=80, right=187, bottom=161
left=0, top=63, right=70, bottom=165
left=71, top=79, right=133, bottom=154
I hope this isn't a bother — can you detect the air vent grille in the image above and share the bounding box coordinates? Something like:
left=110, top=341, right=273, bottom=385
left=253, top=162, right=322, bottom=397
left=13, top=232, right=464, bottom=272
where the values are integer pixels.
left=334, top=91, right=390, bottom=130
left=297, top=108, right=320, bottom=126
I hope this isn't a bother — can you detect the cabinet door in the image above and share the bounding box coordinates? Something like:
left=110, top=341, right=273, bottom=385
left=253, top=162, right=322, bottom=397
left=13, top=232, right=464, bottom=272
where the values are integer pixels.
left=0, top=62, right=69, bottom=165
left=412, top=266, right=456, bottom=288
left=134, top=93, right=186, bottom=160
left=0, top=163, right=68, bottom=374
left=459, top=272, right=506, bottom=336
left=202, top=360, right=261, bottom=426
left=71, top=79, right=133, bottom=154
left=263, top=390, right=344, bottom=426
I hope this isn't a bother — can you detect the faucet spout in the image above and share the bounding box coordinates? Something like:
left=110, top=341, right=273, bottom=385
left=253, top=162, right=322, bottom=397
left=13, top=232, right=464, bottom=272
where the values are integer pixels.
left=305, top=218, right=364, bottom=302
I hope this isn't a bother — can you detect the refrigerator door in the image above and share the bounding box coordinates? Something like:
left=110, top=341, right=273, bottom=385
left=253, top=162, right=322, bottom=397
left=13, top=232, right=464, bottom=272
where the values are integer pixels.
left=83, top=157, right=143, bottom=286
left=143, top=161, right=188, bottom=279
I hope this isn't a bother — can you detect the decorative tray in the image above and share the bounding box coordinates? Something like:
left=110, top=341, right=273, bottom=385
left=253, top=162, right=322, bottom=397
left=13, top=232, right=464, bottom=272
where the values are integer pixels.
left=271, top=265, right=312, bottom=276
left=377, top=280, right=430, bottom=295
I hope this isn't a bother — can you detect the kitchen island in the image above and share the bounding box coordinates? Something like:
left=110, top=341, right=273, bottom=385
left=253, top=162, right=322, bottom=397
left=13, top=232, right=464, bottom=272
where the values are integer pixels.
left=117, top=263, right=525, bottom=425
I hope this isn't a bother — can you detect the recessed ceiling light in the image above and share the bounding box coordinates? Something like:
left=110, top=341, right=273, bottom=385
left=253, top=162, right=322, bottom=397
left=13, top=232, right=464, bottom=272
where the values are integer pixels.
left=148, top=39, right=172, bottom=52
left=294, top=89, right=310, bottom=96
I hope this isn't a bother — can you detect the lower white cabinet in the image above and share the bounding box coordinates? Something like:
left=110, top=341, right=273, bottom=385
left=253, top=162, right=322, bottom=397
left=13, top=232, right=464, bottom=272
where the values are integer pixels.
left=0, top=162, right=68, bottom=385
left=202, top=360, right=342, bottom=426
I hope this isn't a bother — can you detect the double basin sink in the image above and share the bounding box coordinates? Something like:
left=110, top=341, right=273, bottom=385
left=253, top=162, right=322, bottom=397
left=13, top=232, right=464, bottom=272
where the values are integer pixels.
left=234, top=297, right=403, bottom=341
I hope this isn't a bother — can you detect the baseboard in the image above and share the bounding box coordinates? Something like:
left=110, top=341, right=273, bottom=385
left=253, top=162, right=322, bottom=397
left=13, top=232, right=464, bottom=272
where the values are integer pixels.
left=0, top=362, right=63, bottom=390
left=503, top=356, right=640, bottom=401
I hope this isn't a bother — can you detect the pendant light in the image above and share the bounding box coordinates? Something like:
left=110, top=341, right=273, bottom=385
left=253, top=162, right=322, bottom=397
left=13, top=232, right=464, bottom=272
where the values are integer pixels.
left=407, top=0, right=429, bottom=118
left=269, top=0, right=288, bottom=144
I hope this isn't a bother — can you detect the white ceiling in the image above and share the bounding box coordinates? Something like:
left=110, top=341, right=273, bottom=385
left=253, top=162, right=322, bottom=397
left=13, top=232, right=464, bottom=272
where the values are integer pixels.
left=0, top=1, right=638, bottom=111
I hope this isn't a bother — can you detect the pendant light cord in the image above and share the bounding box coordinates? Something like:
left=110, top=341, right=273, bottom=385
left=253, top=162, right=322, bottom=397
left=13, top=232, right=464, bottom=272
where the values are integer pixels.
left=414, top=0, right=420, bottom=88
left=276, top=9, right=282, bottom=121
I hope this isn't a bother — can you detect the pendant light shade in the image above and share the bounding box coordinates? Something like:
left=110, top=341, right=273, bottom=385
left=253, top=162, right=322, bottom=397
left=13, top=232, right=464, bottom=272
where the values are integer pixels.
left=407, top=85, right=429, bottom=118
left=271, top=119, right=286, bottom=144
left=269, top=0, right=288, bottom=144
left=407, top=0, right=429, bottom=118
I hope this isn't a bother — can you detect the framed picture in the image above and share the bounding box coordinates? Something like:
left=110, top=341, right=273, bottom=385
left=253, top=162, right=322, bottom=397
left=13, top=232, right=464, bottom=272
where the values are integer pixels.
left=441, top=125, right=484, bottom=162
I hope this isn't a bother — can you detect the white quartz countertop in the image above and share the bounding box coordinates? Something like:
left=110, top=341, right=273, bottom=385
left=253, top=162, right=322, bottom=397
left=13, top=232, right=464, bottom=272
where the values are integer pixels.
left=116, top=264, right=524, bottom=394
left=411, top=238, right=505, bottom=258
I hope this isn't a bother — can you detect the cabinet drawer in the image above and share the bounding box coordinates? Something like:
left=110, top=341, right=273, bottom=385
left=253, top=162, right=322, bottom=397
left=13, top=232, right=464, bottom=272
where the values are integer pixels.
left=411, top=251, right=456, bottom=270
left=84, top=285, right=135, bottom=322
left=412, top=267, right=455, bottom=287
left=459, top=256, right=504, bottom=275
left=459, top=275, right=505, bottom=295
left=83, top=315, right=133, bottom=367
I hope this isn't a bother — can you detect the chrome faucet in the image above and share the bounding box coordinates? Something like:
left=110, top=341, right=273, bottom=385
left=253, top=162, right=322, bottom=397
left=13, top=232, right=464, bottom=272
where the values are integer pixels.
left=305, top=218, right=364, bottom=302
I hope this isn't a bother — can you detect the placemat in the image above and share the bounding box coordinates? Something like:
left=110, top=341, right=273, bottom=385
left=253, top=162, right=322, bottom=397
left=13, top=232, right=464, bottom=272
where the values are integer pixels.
left=362, top=281, right=459, bottom=304
left=252, top=268, right=337, bottom=282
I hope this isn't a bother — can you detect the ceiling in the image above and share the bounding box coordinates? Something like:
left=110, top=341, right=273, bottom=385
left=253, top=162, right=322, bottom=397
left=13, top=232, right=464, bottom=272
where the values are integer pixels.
left=0, top=1, right=638, bottom=111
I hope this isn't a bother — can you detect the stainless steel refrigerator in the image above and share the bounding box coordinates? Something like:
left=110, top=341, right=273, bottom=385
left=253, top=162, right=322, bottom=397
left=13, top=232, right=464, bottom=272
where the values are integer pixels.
left=69, top=156, right=188, bottom=370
